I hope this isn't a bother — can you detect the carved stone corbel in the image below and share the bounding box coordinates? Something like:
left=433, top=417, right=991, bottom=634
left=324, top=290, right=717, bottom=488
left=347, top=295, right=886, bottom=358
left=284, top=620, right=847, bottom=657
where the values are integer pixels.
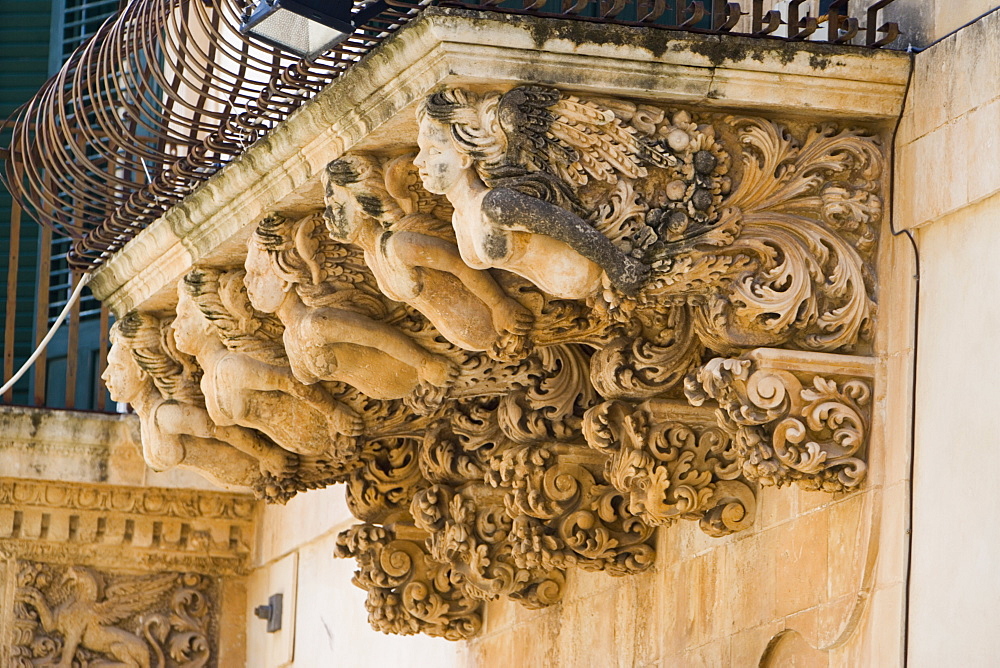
left=334, top=523, right=483, bottom=639
left=100, top=79, right=890, bottom=639
left=684, top=348, right=874, bottom=492
left=583, top=399, right=757, bottom=537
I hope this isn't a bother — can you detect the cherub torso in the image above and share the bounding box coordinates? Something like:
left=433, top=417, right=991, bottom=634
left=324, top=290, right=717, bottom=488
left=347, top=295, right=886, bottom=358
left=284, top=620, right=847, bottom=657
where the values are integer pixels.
left=451, top=190, right=605, bottom=300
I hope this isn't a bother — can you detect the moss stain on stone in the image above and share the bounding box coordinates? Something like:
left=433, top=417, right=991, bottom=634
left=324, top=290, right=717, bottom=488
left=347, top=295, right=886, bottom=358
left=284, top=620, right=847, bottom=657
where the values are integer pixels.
left=434, top=7, right=887, bottom=70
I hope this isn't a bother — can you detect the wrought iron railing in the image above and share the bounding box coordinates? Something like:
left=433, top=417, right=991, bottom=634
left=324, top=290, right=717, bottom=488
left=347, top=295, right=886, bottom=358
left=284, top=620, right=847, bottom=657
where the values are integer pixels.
left=0, top=181, right=113, bottom=411
left=1, top=0, right=900, bottom=272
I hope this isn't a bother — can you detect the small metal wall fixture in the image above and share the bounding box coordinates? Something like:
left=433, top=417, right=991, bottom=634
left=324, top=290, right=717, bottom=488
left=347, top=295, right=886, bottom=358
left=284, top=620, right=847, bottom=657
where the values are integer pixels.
left=0, top=0, right=899, bottom=271
left=254, top=593, right=283, bottom=632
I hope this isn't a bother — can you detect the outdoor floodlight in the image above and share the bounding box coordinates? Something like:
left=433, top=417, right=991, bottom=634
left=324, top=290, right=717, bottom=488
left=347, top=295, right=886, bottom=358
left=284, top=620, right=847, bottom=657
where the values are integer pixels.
left=240, top=0, right=387, bottom=60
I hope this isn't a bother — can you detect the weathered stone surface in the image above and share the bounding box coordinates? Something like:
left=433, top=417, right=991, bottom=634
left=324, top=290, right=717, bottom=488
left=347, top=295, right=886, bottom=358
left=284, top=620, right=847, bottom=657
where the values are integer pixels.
left=98, top=78, right=889, bottom=641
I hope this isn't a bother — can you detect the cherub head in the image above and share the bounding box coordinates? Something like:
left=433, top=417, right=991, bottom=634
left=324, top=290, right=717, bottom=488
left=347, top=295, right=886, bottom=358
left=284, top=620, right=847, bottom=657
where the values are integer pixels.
left=324, top=155, right=403, bottom=244
left=414, top=89, right=503, bottom=195
left=416, top=88, right=579, bottom=210
left=175, top=272, right=223, bottom=358
left=253, top=214, right=345, bottom=307
left=104, top=320, right=148, bottom=405
left=180, top=267, right=286, bottom=365
left=105, top=311, right=203, bottom=406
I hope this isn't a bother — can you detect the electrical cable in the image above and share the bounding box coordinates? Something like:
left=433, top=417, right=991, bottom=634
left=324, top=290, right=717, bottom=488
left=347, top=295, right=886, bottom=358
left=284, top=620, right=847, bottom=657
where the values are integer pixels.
left=885, top=53, right=918, bottom=668
left=906, top=4, right=1000, bottom=53
left=0, top=271, right=92, bottom=397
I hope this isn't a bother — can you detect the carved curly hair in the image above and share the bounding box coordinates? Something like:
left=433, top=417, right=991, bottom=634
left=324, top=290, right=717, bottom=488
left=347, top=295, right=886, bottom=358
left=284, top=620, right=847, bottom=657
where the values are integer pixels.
left=181, top=267, right=288, bottom=366
left=418, top=88, right=582, bottom=213
left=111, top=311, right=205, bottom=406
left=325, top=154, right=405, bottom=233
left=253, top=214, right=389, bottom=319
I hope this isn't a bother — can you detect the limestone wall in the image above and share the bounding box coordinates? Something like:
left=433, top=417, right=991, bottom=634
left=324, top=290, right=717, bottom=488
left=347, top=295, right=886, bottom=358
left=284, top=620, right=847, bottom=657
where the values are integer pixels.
left=0, top=406, right=254, bottom=666
left=896, top=8, right=1000, bottom=666
left=247, top=486, right=464, bottom=667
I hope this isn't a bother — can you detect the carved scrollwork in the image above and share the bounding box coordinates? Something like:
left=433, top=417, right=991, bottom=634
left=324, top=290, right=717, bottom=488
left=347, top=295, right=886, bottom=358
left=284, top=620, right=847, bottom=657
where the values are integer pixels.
left=12, top=561, right=215, bottom=668
left=334, top=523, right=483, bottom=639
left=582, top=399, right=756, bottom=536
left=411, top=483, right=566, bottom=609
left=647, top=118, right=881, bottom=356
left=684, top=349, right=873, bottom=492
left=487, top=443, right=656, bottom=575
left=345, top=438, right=426, bottom=524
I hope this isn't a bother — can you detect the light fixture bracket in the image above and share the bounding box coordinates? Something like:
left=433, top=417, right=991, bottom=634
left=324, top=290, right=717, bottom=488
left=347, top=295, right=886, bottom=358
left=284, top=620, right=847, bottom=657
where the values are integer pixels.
left=240, top=0, right=389, bottom=59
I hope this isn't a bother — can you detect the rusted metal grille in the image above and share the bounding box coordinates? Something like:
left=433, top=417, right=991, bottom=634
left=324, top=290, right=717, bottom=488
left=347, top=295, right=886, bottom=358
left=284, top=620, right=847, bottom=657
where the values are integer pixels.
left=1, top=0, right=899, bottom=271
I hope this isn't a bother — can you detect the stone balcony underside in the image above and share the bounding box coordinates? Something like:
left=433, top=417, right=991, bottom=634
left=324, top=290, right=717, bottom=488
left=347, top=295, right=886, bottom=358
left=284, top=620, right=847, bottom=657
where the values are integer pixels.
left=91, top=9, right=909, bottom=639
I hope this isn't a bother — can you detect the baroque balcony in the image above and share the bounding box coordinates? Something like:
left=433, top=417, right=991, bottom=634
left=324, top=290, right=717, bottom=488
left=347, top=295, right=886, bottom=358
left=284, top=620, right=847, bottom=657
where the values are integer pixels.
left=0, top=0, right=919, bottom=665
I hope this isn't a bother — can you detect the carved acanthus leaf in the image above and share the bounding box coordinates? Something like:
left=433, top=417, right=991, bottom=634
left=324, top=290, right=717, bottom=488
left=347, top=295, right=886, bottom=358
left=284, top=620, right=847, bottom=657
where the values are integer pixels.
left=582, top=399, right=755, bottom=536
left=487, top=443, right=656, bottom=575
left=685, top=349, right=873, bottom=492
left=345, top=438, right=427, bottom=524
left=411, top=483, right=566, bottom=609
left=334, top=524, right=483, bottom=639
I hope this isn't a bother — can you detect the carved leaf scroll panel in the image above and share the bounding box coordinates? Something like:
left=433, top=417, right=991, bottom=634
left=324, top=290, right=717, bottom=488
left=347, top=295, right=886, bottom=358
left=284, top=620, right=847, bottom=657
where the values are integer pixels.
left=7, top=561, right=215, bottom=668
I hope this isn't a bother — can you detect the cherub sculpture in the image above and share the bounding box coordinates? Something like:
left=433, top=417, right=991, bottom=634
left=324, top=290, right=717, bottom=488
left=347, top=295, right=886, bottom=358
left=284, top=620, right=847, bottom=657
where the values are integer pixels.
left=414, top=86, right=669, bottom=300
left=16, top=566, right=177, bottom=668
left=244, top=212, right=456, bottom=400
left=102, top=312, right=288, bottom=490
left=324, top=152, right=532, bottom=358
left=174, top=267, right=364, bottom=460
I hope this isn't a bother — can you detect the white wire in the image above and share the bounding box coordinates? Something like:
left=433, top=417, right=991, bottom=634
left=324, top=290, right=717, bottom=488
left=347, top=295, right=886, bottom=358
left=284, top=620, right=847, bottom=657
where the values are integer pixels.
left=0, top=272, right=92, bottom=397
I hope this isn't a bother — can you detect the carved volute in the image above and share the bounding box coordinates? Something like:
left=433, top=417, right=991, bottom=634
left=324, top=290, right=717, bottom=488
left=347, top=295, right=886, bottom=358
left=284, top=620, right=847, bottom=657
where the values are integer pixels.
left=102, top=84, right=886, bottom=638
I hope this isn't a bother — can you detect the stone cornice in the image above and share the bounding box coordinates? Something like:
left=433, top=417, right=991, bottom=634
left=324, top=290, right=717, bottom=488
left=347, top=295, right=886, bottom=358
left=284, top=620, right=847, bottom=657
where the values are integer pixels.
left=89, top=8, right=909, bottom=317
left=0, top=478, right=255, bottom=575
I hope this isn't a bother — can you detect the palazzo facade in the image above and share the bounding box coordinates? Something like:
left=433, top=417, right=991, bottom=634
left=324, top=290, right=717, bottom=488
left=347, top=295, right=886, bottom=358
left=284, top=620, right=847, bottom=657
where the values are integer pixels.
left=1, top=0, right=997, bottom=665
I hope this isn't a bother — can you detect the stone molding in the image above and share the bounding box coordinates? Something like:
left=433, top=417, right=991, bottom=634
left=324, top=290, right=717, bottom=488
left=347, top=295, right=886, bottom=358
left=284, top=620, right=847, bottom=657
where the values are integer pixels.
left=0, top=478, right=255, bottom=575
left=94, top=33, right=893, bottom=637
left=88, top=9, right=908, bottom=317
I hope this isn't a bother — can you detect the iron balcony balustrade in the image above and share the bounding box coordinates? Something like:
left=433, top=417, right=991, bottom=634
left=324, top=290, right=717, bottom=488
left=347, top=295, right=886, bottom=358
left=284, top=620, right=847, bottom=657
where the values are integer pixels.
left=0, top=0, right=900, bottom=271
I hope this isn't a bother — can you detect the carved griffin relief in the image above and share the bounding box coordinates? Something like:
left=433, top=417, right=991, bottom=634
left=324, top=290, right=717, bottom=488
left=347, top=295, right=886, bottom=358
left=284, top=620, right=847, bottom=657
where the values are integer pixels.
left=103, top=83, right=885, bottom=638
left=10, top=561, right=214, bottom=667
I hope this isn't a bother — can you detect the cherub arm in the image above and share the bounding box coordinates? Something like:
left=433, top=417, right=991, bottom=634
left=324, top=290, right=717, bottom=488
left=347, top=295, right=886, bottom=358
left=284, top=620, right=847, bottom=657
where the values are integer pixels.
left=220, top=355, right=362, bottom=435
left=389, top=231, right=532, bottom=335
left=481, top=187, right=649, bottom=294
left=153, top=401, right=216, bottom=439
left=310, top=308, right=453, bottom=386
left=152, top=401, right=290, bottom=473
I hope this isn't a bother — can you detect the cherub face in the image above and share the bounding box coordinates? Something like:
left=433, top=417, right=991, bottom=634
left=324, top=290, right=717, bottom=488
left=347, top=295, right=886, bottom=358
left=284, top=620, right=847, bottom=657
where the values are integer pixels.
left=102, top=340, right=144, bottom=403
left=244, top=242, right=287, bottom=314
left=414, top=117, right=471, bottom=195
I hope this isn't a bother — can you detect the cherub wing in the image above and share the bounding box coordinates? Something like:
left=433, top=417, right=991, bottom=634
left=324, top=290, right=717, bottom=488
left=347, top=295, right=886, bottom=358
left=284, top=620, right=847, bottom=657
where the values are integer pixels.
left=93, top=572, right=178, bottom=625
left=497, top=85, right=674, bottom=189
